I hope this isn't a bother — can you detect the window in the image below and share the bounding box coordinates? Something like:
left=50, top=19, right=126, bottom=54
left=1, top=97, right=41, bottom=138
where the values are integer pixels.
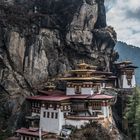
left=64, top=106, right=67, bottom=110
left=43, top=112, right=46, bottom=117
left=64, top=113, right=66, bottom=118
left=54, top=105, right=56, bottom=110
left=46, top=104, right=48, bottom=109
left=61, top=106, right=63, bottom=110
left=92, top=102, right=101, bottom=110
left=37, top=102, right=40, bottom=107
left=31, top=138, right=33, bottom=140
left=47, top=112, right=50, bottom=118
left=55, top=112, right=58, bottom=119
left=68, top=105, right=71, bottom=110
left=23, top=136, right=25, bottom=140
left=32, top=102, right=35, bottom=107
left=51, top=112, right=54, bottom=118
left=35, top=102, right=37, bottom=107
left=27, top=137, right=29, bottom=140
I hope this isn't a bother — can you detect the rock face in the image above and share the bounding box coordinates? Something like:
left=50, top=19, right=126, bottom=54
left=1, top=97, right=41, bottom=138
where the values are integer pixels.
left=0, top=0, right=117, bottom=135
left=70, top=120, right=123, bottom=140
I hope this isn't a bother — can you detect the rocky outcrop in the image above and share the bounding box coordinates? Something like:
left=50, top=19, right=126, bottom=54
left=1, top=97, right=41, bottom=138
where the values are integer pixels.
left=0, top=0, right=118, bottom=135
left=70, top=120, right=123, bottom=140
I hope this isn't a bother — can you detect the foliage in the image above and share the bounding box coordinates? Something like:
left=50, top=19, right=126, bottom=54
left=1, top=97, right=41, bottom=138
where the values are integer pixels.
left=124, top=87, right=140, bottom=140
left=0, top=129, right=11, bottom=140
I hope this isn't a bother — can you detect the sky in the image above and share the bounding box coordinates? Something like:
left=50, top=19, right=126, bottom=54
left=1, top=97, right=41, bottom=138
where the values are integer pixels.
left=105, top=0, right=140, bottom=47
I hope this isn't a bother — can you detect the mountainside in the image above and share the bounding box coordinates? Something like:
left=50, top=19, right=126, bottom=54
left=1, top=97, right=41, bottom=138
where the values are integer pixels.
left=0, top=0, right=119, bottom=138
left=115, top=41, right=140, bottom=85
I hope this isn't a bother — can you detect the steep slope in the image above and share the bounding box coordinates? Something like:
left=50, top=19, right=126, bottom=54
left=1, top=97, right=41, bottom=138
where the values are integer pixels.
left=0, top=0, right=118, bottom=135
left=115, top=41, right=140, bottom=85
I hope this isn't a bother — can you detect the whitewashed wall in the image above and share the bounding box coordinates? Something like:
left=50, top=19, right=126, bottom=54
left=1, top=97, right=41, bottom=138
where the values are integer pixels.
left=101, top=106, right=109, bottom=117
left=66, top=88, right=75, bottom=95
left=121, top=75, right=136, bottom=88
left=81, top=88, right=93, bottom=95
left=40, top=107, right=64, bottom=134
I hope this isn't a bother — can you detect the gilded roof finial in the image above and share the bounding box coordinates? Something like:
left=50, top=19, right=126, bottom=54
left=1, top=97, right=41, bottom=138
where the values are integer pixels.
left=45, top=80, right=56, bottom=91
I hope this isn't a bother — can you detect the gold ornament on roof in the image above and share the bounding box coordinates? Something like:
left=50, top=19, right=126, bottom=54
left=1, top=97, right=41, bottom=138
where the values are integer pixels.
left=46, top=80, right=56, bottom=91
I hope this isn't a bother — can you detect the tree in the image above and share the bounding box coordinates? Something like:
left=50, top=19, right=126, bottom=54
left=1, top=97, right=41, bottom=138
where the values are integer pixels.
left=124, top=87, right=140, bottom=140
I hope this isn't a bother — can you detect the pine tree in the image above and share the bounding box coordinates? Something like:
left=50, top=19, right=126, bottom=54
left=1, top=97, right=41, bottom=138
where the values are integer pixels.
left=124, top=87, right=140, bottom=140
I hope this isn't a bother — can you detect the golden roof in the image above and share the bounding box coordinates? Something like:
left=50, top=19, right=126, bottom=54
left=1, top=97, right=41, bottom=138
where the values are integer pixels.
left=69, top=69, right=95, bottom=74
left=77, top=62, right=89, bottom=67
left=58, top=62, right=114, bottom=82
left=77, top=62, right=97, bottom=70
left=58, top=77, right=108, bottom=81
left=77, top=62, right=90, bottom=69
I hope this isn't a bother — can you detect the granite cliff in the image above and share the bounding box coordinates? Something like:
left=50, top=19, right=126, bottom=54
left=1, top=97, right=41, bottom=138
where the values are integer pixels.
left=0, top=0, right=118, bottom=137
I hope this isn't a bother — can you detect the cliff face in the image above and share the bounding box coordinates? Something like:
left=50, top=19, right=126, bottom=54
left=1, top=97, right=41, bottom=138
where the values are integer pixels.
left=0, top=0, right=117, bottom=134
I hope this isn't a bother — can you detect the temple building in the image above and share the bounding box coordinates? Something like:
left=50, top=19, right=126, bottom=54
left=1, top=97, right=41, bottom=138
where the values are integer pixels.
left=15, top=61, right=137, bottom=139
left=114, top=61, right=138, bottom=89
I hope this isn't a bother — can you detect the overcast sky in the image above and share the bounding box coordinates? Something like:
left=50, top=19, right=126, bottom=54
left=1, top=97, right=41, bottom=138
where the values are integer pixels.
left=105, top=0, right=140, bottom=47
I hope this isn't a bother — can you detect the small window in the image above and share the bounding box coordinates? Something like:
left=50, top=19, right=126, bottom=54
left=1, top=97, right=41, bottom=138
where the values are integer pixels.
left=46, top=104, right=48, bottom=109
left=55, top=112, right=58, bottom=119
left=31, top=137, right=33, bottom=140
left=43, top=112, right=46, bottom=117
left=51, top=112, right=54, bottom=118
left=54, top=105, right=56, bottom=110
left=61, top=106, right=63, bottom=110
left=37, top=102, right=40, bottom=107
left=64, top=113, right=66, bottom=118
left=68, top=105, right=71, bottom=110
left=47, top=112, right=50, bottom=118
left=32, top=102, right=34, bottom=107
left=23, top=136, right=25, bottom=140
left=27, top=137, right=29, bottom=140
left=64, top=106, right=67, bottom=110
left=35, top=102, right=37, bottom=107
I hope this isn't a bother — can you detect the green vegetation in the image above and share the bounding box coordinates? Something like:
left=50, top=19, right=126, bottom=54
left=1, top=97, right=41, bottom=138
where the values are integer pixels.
left=0, top=130, right=11, bottom=140
left=124, top=87, right=140, bottom=140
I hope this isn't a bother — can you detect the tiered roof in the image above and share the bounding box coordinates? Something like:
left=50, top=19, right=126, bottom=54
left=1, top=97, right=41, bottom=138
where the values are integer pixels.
left=59, top=62, right=115, bottom=82
left=114, top=60, right=138, bottom=69
left=27, top=62, right=116, bottom=101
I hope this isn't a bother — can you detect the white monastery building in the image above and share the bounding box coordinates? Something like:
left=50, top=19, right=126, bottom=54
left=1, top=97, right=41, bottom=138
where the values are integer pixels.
left=15, top=61, right=137, bottom=140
